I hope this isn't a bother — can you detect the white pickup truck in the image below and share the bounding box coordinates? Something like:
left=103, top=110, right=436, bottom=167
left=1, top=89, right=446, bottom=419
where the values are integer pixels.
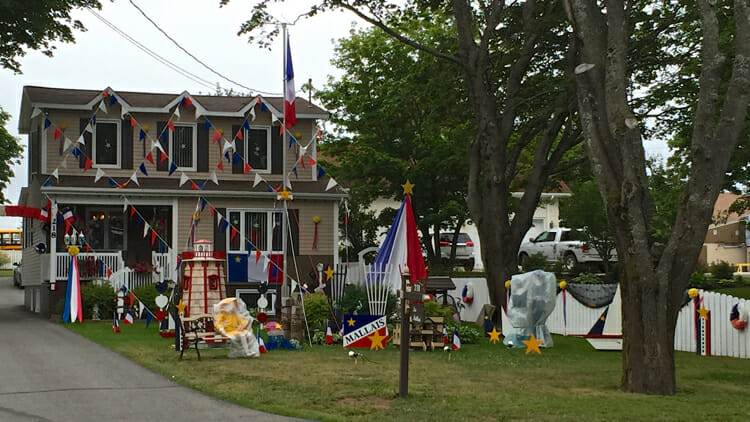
left=518, top=228, right=615, bottom=271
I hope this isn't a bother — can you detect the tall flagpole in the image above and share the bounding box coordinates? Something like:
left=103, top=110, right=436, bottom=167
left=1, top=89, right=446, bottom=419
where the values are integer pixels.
left=281, top=23, right=290, bottom=300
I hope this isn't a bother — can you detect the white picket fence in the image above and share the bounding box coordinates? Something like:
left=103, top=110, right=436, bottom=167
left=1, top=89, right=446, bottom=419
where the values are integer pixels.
left=540, top=285, right=750, bottom=359
left=109, top=267, right=165, bottom=292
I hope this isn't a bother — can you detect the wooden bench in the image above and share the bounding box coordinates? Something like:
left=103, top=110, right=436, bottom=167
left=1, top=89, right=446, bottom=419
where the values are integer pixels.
left=179, top=314, right=229, bottom=360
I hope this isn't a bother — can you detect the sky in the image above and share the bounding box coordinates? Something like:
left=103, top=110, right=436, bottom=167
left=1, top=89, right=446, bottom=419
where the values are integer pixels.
left=0, top=0, right=671, bottom=229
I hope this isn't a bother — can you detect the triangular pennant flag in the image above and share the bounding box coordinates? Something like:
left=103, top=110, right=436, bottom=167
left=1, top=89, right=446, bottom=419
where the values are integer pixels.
left=152, top=140, right=165, bottom=153
left=91, top=114, right=96, bottom=124
left=300, top=145, right=308, bottom=156
left=139, top=163, right=148, bottom=176
left=253, top=173, right=263, bottom=187
left=236, top=129, right=243, bottom=140
left=84, top=123, right=93, bottom=134
left=256, top=248, right=261, bottom=263
left=174, top=106, right=181, bottom=118
left=70, top=147, right=81, bottom=158
left=167, top=119, right=175, bottom=132
left=51, top=168, right=59, bottom=181
left=169, top=162, right=178, bottom=176
left=129, top=172, right=139, bottom=186
left=42, top=179, right=52, bottom=187
left=209, top=206, right=215, bottom=217
left=212, top=130, right=222, bottom=143
left=224, top=151, right=230, bottom=163
left=288, top=134, right=296, bottom=148
left=31, top=107, right=42, bottom=118
left=109, top=94, right=118, bottom=106
left=291, top=279, right=298, bottom=292
left=102, top=89, right=110, bottom=99
left=53, top=128, right=62, bottom=140
left=130, top=205, right=136, bottom=219
left=197, top=181, right=207, bottom=190
left=139, top=129, right=146, bottom=140
left=83, top=158, right=93, bottom=172
left=183, top=96, right=193, bottom=108
left=64, top=138, right=73, bottom=151
left=160, top=151, right=168, bottom=164
left=75, top=135, right=84, bottom=145
left=145, top=151, right=154, bottom=165
left=308, top=157, right=316, bottom=166
left=143, top=222, right=150, bottom=238
left=130, top=117, right=137, bottom=127
left=217, top=160, right=224, bottom=171
left=230, top=226, right=238, bottom=241
left=249, top=107, right=256, bottom=121
left=233, top=152, right=242, bottom=164
left=190, top=181, right=199, bottom=190
left=179, top=173, right=189, bottom=187
left=123, top=202, right=128, bottom=213
left=204, top=119, right=212, bottom=131
left=200, top=198, right=207, bottom=211
left=223, top=140, right=235, bottom=154
left=108, top=177, right=117, bottom=187
left=292, top=166, right=297, bottom=178
left=44, top=118, right=51, bottom=129
left=151, top=230, right=157, bottom=246
left=243, top=163, right=252, bottom=174
left=98, top=100, right=107, bottom=113
left=209, top=171, right=219, bottom=185
left=220, top=219, right=229, bottom=233
left=317, top=167, right=327, bottom=179
left=326, top=178, right=338, bottom=191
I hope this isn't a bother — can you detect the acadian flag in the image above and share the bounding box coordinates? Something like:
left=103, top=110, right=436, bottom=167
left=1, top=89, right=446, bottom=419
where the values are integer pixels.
left=112, top=312, right=120, bottom=333
left=284, top=33, right=296, bottom=129
left=452, top=328, right=461, bottom=351
left=62, top=255, right=82, bottom=323
left=343, top=314, right=389, bottom=350
left=370, top=194, right=427, bottom=287
left=325, top=324, right=334, bottom=345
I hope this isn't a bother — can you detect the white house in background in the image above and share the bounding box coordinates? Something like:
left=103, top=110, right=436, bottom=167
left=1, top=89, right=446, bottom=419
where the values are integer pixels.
left=368, top=186, right=571, bottom=270
left=699, top=192, right=750, bottom=267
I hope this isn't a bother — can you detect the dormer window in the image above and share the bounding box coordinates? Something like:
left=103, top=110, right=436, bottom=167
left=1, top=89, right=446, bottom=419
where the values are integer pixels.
left=93, top=120, right=120, bottom=167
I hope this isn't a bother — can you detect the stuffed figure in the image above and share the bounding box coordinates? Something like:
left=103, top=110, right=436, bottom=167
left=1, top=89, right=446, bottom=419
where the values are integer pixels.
left=213, top=298, right=259, bottom=358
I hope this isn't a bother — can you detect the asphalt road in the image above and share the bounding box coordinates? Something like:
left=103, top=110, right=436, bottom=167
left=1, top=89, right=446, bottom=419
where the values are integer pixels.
left=0, top=277, right=305, bottom=421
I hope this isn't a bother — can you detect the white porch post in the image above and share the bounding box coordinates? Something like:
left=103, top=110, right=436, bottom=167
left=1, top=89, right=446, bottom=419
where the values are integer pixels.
left=333, top=200, right=340, bottom=269
left=171, top=198, right=179, bottom=280
left=49, top=200, right=58, bottom=289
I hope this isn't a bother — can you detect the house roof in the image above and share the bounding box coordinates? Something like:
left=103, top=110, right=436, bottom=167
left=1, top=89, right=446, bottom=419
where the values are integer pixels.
left=19, top=86, right=328, bottom=133
left=712, top=192, right=750, bottom=224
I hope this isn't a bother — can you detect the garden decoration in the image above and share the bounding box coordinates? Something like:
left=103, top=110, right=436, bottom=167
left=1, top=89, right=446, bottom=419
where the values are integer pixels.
left=343, top=314, right=389, bottom=350
left=213, top=297, right=259, bottom=358
left=689, top=288, right=712, bottom=356
left=522, top=334, right=543, bottom=354
left=503, top=270, right=557, bottom=349
left=461, top=283, right=474, bottom=304
left=264, top=321, right=298, bottom=350
left=312, top=215, right=320, bottom=249
left=730, top=303, right=748, bottom=330
left=62, top=229, right=84, bottom=323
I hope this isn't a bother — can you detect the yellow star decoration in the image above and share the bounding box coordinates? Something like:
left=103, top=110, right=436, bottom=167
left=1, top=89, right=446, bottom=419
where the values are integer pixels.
left=522, top=334, right=544, bottom=355
left=176, top=300, right=186, bottom=315
left=487, top=328, right=502, bottom=344
left=279, top=188, right=292, bottom=200
left=324, top=267, right=335, bottom=280
left=347, top=317, right=356, bottom=327
left=234, top=256, right=242, bottom=263
left=368, top=330, right=387, bottom=350
left=401, top=180, right=415, bottom=195
left=698, top=306, right=710, bottom=319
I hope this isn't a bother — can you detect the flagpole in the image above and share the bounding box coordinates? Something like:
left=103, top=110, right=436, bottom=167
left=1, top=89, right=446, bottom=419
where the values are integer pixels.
left=281, top=23, right=290, bottom=301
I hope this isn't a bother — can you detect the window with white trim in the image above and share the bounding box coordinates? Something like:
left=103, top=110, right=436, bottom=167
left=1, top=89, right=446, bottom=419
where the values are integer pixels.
left=171, top=124, right=197, bottom=171
left=244, top=126, right=270, bottom=172
left=93, top=120, right=120, bottom=167
left=227, top=209, right=284, bottom=253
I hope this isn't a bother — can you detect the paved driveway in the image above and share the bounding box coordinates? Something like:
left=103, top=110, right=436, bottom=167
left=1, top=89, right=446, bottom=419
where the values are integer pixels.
left=0, top=277, right=305, bottom=421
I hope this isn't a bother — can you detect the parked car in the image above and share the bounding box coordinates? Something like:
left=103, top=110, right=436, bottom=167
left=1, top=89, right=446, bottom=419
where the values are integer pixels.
left=437, top=232, right=475, bottom=271
left=518, top=228, right=616, bottom=271
left=12, top=260, right=22, bottom=288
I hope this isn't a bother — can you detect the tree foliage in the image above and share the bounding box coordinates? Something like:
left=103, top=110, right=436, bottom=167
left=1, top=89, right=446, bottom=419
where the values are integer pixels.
left=0, top=0, right=101, bottom=74
left=0, top=108, right=24, bottom=204
left=559, top=180, right=615, bottom=271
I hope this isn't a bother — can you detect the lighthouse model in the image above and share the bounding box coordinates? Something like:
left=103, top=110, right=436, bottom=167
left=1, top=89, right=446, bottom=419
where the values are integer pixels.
left=180, top=239, right=227, bottom=317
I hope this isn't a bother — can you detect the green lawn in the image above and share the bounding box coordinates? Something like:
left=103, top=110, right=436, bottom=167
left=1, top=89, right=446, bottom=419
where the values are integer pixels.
left=66, top=321, right=750, bottom=421
left=715, top=286, right=750, bottom=299
left=0, top=268, right=13, bottom=277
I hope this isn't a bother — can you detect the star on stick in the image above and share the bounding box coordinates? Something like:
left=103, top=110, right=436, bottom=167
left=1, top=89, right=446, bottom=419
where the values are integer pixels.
left=488, top=328, right=502, bottom=344
left=401, top=180, right=415, bottom=195
left=522, top=333, right=543, bottom=354
left=176, top=300, right=186, bottom=315
left=324, top=267, right=335, bottom=280
left=278, top=188, right=292, bottom=200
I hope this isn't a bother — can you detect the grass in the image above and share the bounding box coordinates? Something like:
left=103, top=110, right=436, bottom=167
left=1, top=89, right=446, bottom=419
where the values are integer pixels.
left=66, top=321, right=750, bottom=421
left=0, top=268, right=13, bottom=277
left=715, top=286, right=750, bottom=299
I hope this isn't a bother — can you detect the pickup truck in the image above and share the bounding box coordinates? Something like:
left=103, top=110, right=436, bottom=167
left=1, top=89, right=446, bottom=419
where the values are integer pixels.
left=518, top=228, right=615, bottom=271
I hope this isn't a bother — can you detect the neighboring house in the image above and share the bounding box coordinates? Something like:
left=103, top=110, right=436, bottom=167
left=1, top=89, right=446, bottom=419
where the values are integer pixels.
left=699, top=192, right=750, bottom=267
left=17, top=86, right=346, bottom=316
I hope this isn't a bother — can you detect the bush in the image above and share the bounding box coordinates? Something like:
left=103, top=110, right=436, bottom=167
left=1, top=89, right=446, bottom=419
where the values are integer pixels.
left=132, top=285, right=160, bottom=314
left=311, top=328, right=341, bottom=345
left=81, top=282, right=115, bottom=320
left=444, top=322, right=482, bottom=344
left=302, top=293, right=332, bottom=333
left=709, top=261, right=734, bottom=280
left=572, top=272, right=603, bottom=284
left=522, top=252, right=548, bottom=272
left=718, top=278, right=740, bottom=288
left=423, top=300, right=454, bottom=321
left=689, top=271, right=715, bottom=289
left=339, top=283, right=398, bottom=320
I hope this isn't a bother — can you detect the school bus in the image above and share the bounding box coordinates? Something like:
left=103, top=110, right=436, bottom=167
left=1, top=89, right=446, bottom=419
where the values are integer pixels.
left=0, top=229, right=22, bottom=250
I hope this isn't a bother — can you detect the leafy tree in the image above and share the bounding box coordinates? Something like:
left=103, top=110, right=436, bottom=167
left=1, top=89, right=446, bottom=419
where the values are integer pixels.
left=0, top=108, right=24, bottom=204
left=565, top=0, right=750, bottom=394
left=0, top=0, right=102, bottom=74
left=559, top=180, right=616, bottom=273
left=316, top=21, right=473, bottom=269
left=231, top=1, right=583, bottom=319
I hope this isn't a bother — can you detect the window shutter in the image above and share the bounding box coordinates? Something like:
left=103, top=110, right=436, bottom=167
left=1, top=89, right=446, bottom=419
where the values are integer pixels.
left=197, top=121, right=209, bottom=172
left=287, top=209, right=299, bottom=255
left=231, top=125, right=244, bottom=174
left=213, top=207, right=227, bottom=251
left=121, top=118, right=133, bottom=169
left=156, top=121, right=168, bottom=171
left=271, top=124, right=283, bottom=174
left=79, top=118, right=92, bottom=168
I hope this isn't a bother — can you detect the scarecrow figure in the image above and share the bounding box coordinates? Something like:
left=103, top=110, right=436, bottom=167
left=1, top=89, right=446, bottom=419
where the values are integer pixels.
left=213, top=298, right=259, bottom=358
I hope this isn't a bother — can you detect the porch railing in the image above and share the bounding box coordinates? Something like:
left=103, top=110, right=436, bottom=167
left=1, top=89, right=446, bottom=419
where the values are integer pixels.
left=55, top=252, right=124, bottom=281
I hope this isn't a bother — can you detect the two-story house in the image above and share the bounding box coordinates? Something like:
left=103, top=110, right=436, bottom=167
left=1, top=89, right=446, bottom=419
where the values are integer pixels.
left=17, top=86, right=346, bottom=317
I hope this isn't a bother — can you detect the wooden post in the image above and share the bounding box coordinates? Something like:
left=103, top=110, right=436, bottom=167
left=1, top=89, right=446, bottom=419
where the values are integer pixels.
left=399, top=268, right=410, bottom=398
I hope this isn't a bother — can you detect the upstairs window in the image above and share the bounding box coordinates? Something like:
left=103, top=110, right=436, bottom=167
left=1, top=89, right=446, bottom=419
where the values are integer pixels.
left=93, top=120, right=120, bottom=167
left=171, top=124, right=196, bottom=171
left=245, top=127, right=270, bottom=172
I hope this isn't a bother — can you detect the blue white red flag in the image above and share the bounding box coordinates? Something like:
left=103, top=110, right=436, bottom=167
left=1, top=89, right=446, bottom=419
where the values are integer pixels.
left=371, top=195, right=427, bottom=286
left=62, top=255, right=82, bottom=323
left=112, top=313, right=120, bottom=333
left=343, top=314, right=389, bottom=349
left=284, top=34, right=296, bottom=129
left=124, top=310, right=134, bottom=325
left=452, top=328, right=461, bottom=350
left=258, top=333, right=267, bottom=354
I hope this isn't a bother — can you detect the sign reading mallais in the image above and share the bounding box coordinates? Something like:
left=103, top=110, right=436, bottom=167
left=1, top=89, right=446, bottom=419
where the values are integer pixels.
left=342, top=314, right=389, bottom=349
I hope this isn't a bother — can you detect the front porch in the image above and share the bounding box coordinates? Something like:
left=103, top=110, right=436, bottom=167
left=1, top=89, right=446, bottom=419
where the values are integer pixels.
left=53, top=250, right=175, bottom=287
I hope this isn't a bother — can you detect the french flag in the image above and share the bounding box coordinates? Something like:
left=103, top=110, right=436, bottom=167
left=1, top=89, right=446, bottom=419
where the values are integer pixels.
left=258, top=333, right=267, bottom=354
left=124, top=310, right=134, bottom=325
left=452, top=328, right=461, bottom=351
left=112, top=313, right=120, bottom=333
left=325, top=324, right=334, bottom=345
left=62, top=255, right=82, bottom=323
left=284, top=34, right=296, bottom=129
left=371, top=195, right=427, bottom=287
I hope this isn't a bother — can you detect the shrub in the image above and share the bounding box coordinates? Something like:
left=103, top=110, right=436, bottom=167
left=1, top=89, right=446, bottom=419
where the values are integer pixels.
left=572, top=272, right=602, bottom=284
left=718, top=278, right=740, bottom=288
left=81, top=282, right=115, bottom=320
left=522, top=252, right=548, bottom=272
left=302, top=293, right=332, bottom=333
left=689, top=271, right=715, bottom=289
left=132, top=285, right=160, bottom=314
left=444, top=321, right=482, bottom=344
left=0, top=251, right=10, bottom=267
left=709, top=261, right=734, bottom=280
left=339, top=283, right=398, bottom=320
left=423, top=300, right=454, bottom=320
left=311, top=328, right=341, bottom=345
